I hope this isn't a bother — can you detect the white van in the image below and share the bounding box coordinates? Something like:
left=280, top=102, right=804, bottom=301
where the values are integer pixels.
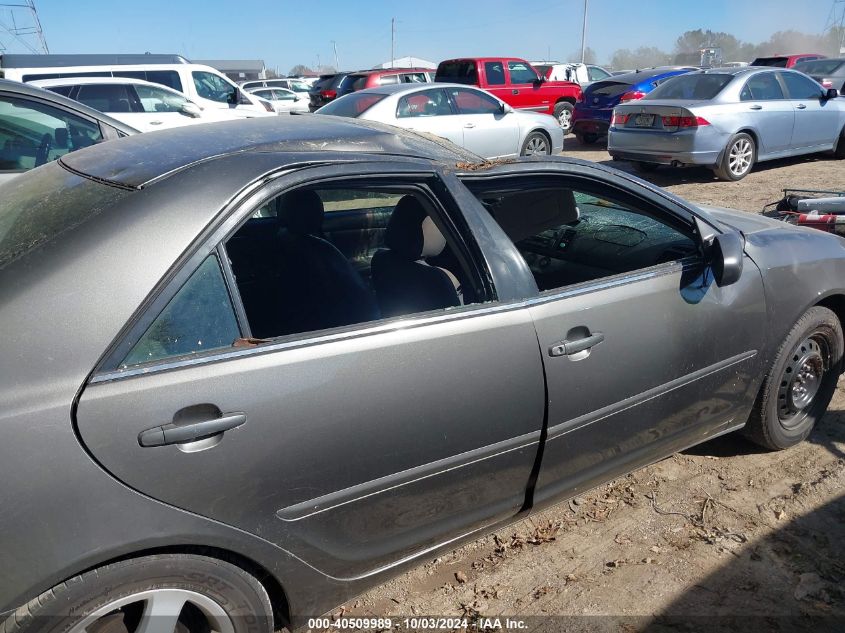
left=0, top=54, right=275, bottom=116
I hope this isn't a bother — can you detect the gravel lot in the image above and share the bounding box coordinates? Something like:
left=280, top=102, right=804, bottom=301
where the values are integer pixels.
left=327, top=148, right=845, bottom=632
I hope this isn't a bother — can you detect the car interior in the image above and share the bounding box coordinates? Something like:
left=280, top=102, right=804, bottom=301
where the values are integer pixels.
left=467, top=183, right=699, bottom=291
left=224, top=186, right=475, bottom=340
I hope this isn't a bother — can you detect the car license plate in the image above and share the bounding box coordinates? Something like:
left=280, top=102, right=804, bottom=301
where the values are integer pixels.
left=635, top=114, right=655, bottom=127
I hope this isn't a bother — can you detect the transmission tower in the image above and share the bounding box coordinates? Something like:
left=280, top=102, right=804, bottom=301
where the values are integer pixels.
left=0, top=1, right=48, bottom=54
left=825, top=0, right=845, bottom=54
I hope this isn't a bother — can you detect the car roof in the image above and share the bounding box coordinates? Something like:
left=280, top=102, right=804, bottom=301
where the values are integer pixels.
left=602, top=67, right=694, bottom=83
left=28, top=76, right=184, bottom=91
left=59, top=114, right=481, bottom=188
left=347, top=82, right=485, bottom=96
left=0, top=78, right=139, bottom=134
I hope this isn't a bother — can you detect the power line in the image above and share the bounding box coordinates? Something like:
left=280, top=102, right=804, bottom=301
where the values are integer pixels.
left=0, top=1, right=48, bottom=53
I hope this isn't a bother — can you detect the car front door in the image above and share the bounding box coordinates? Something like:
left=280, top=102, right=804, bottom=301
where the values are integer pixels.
left=458, top=164, right=767, bottom=507
left=780, top=71, right=841, bottom=149
left=74, top=162, right=546, bottom=581
left=506, top=60, right=549, bottom=113
left=739, top=71, right=794, bottom=155
left=444, top=86, right=520, bottom=158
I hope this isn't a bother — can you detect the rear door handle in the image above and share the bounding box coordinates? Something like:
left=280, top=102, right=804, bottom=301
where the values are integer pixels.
left=139, top=412, right=246, bottom=447
left=796, top=103, right=807, bottom=109
left=464, top=122, right=476, bottom=128
left=549, top=332, right=605, bottom=357
left=749, top=104, right=763, bottom=110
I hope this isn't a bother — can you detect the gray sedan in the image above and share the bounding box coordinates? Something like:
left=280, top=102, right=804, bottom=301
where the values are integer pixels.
left=316, top=83, right=564, bottom=158
left=607, top=67, right=845, bottom=180
left=3, top=116, right=845, bottom=633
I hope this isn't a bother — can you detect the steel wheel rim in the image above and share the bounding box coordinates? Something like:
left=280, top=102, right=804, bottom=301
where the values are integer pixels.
left=68, top=589, right=235, bottom=633
left=777, top=335, right=828, bottom=429
left=557, top=108, right=572, bottom=130
left=728, top=138, right=753, bottom=176
left=524, top=135, right=549, bottom=155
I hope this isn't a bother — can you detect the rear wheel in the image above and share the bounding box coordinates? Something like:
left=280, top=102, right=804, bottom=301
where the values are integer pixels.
left=575, top=132, right=598, bottom=145
left=553, top=102, right=574, bottom=132
left=521, top=131, right=552, bottom=156
left=2, top=554, right=274, bottom=633
left=834, top=125, right=845, bottom=159
left=745, top=307, right=843, bottom=450
left=714, top=132, right=756, bottom=181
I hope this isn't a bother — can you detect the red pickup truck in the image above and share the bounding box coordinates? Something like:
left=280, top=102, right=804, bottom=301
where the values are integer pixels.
left=435, top=57, right=582, bottom=131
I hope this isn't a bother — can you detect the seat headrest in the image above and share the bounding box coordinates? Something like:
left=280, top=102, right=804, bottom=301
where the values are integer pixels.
left=278, top=190, right=324, bottom=236
left=385, top=196, right=447, bottom=260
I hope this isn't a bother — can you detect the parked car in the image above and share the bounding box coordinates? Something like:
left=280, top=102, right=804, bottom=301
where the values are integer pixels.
left=794, top=58, right=845, bottom=95
left=3, top=114, right=845, bottom=633
left=240, top=78, right=311, bottom=94
left=530, top=61, right=613, bottom=87
left=0, top=54, right=276, bottom=116
left=316, top=83, right=563, bottom=158
left=435, top=57, right=582, bottom=131
left=0, top=78, right=136, bottom=184
left=246, top=87, right=309, bottom=114
left=751, top=54, right=825, bottom=68
left=572, top=67, right=696, bottom=144
left=30, top=77, right=255, bottom=132
left=308, top=68, right=433, bottom=111
left=607, top=68, right=845, bottom=180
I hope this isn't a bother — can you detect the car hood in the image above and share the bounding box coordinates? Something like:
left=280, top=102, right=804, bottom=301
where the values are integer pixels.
left=697, top=204, right=798, bottom=235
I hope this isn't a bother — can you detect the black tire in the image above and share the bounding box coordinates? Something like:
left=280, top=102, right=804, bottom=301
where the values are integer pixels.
left=2, top=554, right=274, bottom=633
left=520, top=131, right=552, bottom=156
left=553, top=102, right=574, bottom=132
left=713, top=132, right=756, bottom=181
left=575, top=132, right=598, bottom=145
left=635, top=161, right=660, bottom=173
left=834, top=125, right=845, bottom=159
left=745, top=306, right=843, bottom=450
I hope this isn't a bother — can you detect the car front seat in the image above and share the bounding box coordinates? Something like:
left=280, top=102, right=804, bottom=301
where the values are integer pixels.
left=371, top=195, right=462, bottom=318
left=275, top=190, right=379, bottom=334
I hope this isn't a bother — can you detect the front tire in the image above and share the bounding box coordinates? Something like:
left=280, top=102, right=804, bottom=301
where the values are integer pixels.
left=834, top=125, right=845, bottom=159
left=2, top=554, right=274, bottom=633
left=521, top=131, right=552, bottom=156
left=575, top=132, right=598, bottom=145
left=745, top=306, right=843, bottom=450
left=714, top=132, right=756, bottom=181
left=553, top=102, right=574, bottom=132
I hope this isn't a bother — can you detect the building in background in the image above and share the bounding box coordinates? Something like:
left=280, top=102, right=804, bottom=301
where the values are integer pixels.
left=379, top=56, right=436, bottom=69
left=196, top=59, right=266, bottom=82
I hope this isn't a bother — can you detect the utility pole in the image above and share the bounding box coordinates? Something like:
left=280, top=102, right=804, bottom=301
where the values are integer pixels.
left=391, top=17, right=395, bottom=68
left=331, top=40, right=339, bottom=70
left=580, top=0, right=588, bottom=63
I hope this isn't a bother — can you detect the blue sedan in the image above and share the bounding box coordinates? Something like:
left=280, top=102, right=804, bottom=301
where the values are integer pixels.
left=571, top=67, right=696, bottom=144
left=607, top=68, right=845, bottom=180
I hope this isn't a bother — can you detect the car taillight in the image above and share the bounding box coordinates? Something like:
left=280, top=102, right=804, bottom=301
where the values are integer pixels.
left=321, top=89, right=337, bottom=99
left=661, top=115, right=710, bottom=128
left=822, top=78, right=834, bottom=88
left=620, top=90, right=646, bottom=102
left=611, top=112, right=629, bottom=126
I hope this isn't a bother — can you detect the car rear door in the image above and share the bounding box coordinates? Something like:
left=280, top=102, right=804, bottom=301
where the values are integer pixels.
left=390, top=87, right=466, bottom=148
left=74, top=161, right=545, bottom=581
left=780, top=71, right=840, bottom=149
left=739, top=71, right=794, bottom=155
left=457, top=162, right=766, bottom=507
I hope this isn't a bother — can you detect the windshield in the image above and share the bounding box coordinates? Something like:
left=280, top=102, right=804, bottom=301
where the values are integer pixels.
left=794, top=59, right=845, bottom=75
left=317, top=92, right=387, bottom=117
left=752, top=57, right=788, bottom=67
left=646, top=73, right=733, bottom=100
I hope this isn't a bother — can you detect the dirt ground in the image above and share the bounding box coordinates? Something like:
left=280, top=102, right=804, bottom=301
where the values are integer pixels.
left=325, top=148, right=845, bottom=633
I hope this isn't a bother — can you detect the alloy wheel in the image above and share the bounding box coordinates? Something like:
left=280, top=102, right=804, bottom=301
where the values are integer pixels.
left=523, top=135, right=549, bottom=156
left=777, top=335, right=828, bottom=430
left=728, top=138, right=753, bottom=177
left=68, top=589, right=234, bottom=633
left=557, top=109, right=572, bottom=131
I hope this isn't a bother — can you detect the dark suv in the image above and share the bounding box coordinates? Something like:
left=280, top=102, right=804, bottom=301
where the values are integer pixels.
left=308, top=69, right=433, bottom=111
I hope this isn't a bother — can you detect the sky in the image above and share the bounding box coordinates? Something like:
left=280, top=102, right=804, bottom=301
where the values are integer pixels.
left=4, top=0, right=841, bottom=72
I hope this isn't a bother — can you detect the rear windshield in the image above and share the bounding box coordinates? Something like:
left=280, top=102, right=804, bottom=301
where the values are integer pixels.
left=586, top=81, right=630, bottom=97
left=317, top=92, right=387, bottom=117
left=646, top=74, right=732, bottom=100
left=0, top=162, right=129, bottom=271
left=752, top=57, right=788, bottom=67
left=435, top=61, right=478, bottom=85
left=794, top=59, right=845, bottom=75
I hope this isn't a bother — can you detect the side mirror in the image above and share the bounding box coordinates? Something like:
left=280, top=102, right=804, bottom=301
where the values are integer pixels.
left=499, top=102, right=512, bottom=114
left=711, top=231, right=744, bottom=287
left=824, top=88, right=839, bottom=100
left=180, top=102, right=203, bottom=118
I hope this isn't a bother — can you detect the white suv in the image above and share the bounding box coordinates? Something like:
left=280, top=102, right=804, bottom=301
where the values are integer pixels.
left=530, top=61, right=612, bottom=87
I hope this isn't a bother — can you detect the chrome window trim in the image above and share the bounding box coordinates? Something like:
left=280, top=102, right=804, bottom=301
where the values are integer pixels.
left=91, top=259, right=689, bottom=384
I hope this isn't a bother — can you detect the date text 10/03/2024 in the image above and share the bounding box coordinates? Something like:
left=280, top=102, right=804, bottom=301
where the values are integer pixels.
left=306, top=617, right=529, bottom=630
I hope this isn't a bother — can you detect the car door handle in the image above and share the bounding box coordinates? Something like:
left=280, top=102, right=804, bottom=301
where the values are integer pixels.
left=149, top=121, right=163, bottom=125
left=796, top=103, right=807, bottom=109
left=512, top=89, right=519, bottom=95
left=138, top=412, right=246, bottom=447
left=549, top=332, right=605, bottom=357
left=464, top=122, right=476, bottom=128
left=749, top=105, right=763, bottom=110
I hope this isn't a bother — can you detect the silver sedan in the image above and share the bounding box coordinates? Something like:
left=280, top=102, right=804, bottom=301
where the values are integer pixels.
left=315, top=83, right=564, bottom=159
left=607, top=68, right=845, bottom=180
